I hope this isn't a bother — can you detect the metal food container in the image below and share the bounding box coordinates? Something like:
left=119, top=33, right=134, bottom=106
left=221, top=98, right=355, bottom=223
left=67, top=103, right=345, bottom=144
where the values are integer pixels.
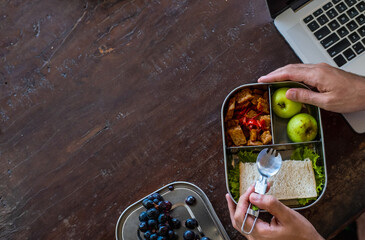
left=115, top=181, right=230, bottom=240
left=221, top=82, right=327, bottom=210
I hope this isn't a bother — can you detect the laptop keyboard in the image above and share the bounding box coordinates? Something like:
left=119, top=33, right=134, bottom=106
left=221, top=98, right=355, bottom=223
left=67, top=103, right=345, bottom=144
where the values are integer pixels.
left=304, top=0, right=365, bottom=67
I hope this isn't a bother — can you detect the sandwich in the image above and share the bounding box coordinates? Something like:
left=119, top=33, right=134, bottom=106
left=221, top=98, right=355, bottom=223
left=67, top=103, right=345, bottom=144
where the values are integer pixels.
left=239, top=159, right=317, bottom=200
left=228, top=147, right=325, bottom=206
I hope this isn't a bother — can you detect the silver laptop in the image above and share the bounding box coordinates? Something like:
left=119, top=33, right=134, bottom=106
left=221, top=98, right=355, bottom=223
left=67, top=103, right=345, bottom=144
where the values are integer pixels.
left=267, top=0, right=365, bottom=133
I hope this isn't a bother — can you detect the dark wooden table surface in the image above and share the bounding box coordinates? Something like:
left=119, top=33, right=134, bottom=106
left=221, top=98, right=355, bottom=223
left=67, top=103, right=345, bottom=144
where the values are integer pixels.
left=1, top=0, right=364, bottom=239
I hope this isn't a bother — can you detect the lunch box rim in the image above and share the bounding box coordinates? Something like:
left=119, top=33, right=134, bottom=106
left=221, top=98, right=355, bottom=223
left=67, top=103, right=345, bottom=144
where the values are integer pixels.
left=221, top=81, right=327, bottom=210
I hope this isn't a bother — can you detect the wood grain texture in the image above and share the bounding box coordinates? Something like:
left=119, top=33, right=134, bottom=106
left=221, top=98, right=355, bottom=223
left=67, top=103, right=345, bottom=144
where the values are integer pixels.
left=0, top=0, right=364, bottom=239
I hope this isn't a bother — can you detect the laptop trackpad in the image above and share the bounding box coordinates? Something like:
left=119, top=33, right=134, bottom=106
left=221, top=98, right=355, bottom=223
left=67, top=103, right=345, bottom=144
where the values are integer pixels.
left=287, top=23, right=328, bottom=64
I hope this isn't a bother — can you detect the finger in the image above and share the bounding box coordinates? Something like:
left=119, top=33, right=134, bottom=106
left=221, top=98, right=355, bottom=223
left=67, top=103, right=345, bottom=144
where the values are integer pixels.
left=249, top=193, right=292, bottom=224
left=235, top=184, right=255, bottom=218
left=258, top=64, right=307, bottom=82
left=233, top=184, right=255, bottom=231
left=258, top=64, right=321, bottom=88
left=270, top=215, right=280, bottom=227
left=241, top=214, right=255, bottom=233
left=264, top=64, right=309, bottom=77
left=286, top=88, right=328, bottom=108
left=242, top=212, right=273, bottom=236
left=225, top=193, right=236, bottom=226
left=252, top=219, right=273, bottom=236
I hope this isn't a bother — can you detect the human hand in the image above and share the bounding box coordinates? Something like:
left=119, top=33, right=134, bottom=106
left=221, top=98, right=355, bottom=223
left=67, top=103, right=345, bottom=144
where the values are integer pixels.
left=225, top=184, right=324, bottom=240
left=258, top=63, right=365, bottom=113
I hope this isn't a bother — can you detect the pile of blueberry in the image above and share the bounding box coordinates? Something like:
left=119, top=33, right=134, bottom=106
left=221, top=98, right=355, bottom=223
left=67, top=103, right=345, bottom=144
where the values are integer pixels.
left=138, top=192, right=179, bottom=240
left=138, top=192, right=211, bottom=240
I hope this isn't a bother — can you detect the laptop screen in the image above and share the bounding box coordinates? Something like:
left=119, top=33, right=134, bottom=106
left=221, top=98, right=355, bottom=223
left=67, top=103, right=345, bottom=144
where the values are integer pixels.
left=267, top=0, right=311, bottom=18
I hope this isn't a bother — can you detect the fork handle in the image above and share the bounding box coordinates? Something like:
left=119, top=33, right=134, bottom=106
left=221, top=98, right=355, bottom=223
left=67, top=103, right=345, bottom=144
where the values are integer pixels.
left=255, top=176, right=268, bottom=194
left=241, top=177, right=268, bottom=235
left=241, top=202, right=259, bottom=234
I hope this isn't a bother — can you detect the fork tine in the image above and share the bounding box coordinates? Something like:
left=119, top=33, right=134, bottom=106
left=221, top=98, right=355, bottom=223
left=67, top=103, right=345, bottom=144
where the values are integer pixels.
left=268, top=149, right=273, bottom=155
left=272, top=149, right=277, bottom=156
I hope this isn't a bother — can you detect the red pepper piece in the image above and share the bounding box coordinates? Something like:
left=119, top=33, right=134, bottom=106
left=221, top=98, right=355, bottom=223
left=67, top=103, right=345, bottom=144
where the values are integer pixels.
left=258, top=119, right=266, bottom=130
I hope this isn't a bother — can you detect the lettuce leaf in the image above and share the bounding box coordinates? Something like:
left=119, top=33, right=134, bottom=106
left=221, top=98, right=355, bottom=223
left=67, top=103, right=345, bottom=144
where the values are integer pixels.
left=291, top=146, right=325, bottom=206
left=237, top=150, right=257, bottom=163
left=228, top=167, right=241, bottom=202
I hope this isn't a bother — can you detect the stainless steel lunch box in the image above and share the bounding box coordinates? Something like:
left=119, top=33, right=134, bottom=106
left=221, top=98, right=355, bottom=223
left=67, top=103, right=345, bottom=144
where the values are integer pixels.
left=115, top=181, right=230, bottom=239
left=221, top=82, right=327, bottom=210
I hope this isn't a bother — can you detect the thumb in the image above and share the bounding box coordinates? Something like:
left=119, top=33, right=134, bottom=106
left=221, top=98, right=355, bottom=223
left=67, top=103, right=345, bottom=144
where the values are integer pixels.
left=249, top=193, right=291, bottom=223
left=286, top=88, right=325, bottom=108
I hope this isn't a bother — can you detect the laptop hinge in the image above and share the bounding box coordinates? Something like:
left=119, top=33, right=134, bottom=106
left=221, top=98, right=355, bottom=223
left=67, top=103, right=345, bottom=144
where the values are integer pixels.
left=290, top=0, right=312, bottom=12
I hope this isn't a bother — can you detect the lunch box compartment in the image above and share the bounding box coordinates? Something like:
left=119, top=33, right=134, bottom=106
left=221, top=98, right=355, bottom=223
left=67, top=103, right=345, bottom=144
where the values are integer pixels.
left=222, top=84, right=275, bottom=147
left=269, top=83, right=322, bottom=144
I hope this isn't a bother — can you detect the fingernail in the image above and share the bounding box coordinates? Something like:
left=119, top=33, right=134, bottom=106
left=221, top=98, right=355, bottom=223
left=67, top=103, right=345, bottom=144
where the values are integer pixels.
left=258, top=76, right=266, bottom=82
left=250, top=193, right=261, bottom=201
left=286, top=89, right=296, bottom=100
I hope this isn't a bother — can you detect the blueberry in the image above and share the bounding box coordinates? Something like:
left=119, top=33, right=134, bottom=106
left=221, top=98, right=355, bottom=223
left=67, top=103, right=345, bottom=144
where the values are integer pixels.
left=170, top=218, right=181, bottom=229
left=148, top=219, right=157, bottom=229
left=147, top=195, right=154, bottom=201
left=158, top=213, right=168, bottom=223
left=185, top=196, right=196, bottom=205
left=139, top=211, right=149, bottom=222
left=152, top=193, right=163, bottom=201
left=157, top=236, right=166, bottom=240
left=158, top=225, right=169, bottom=236
left=183, top=230, right=196, bottom=240
left=150, top=233, right=158, bottom=240
left=147, top=208, right=159, bottom=219
left=185, top=218, right=198, bottom=229
left=144, top=230, right=152, bottom=239
left=168, top=185, right=174, bottom=191
left=158, top=201, right=167, bottom=211
left=167, top=230, right=176, bottom=239
left=143, top=199, right=155, bottom=209
left=164, top=201, right=172, bottom=211
left=200, top=237, right=211, bottom=240
left=139, top=221, right=148, bottom=232
left=153, top=198, right=160, bottom=204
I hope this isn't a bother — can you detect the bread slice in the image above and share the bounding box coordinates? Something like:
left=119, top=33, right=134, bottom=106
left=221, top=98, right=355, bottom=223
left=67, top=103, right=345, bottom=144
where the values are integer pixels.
left=239, top=159, right=317, bottom=200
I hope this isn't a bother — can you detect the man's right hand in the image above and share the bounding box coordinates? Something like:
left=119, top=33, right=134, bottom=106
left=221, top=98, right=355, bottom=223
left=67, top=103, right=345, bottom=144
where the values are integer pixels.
left=258, top=63, right=365, bottom=113
left=226, top=188, right=324, bottom=240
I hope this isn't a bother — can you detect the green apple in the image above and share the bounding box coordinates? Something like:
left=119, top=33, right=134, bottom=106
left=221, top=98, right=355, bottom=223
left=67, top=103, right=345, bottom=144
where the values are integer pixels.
left=272, top=88, right=302, bottom=118
left=287, top=113, right=318, bottom=142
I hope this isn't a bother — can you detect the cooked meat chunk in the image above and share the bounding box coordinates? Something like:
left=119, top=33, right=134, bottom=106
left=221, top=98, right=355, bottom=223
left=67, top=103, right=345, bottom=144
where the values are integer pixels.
left=257, top=98, right=269, bottom=114
left=253, top=89, right=264, bottom=95
left=226, top=133, right=234, bottom=147
left=236, top=88, right=254, bottom=105
left=247, top=140, right=263, bottom=146
left=246, top=110, right=257, bottom=119
left=260, top=131, right=272, bottom=145
left=263, top=91, right=269, bottom=101
left=249, top=129, right=259, bottom=141
left=242, top=127, right=250, bottom=140
left=251, top=94, right=261, bottom=105
left=226, top=120, right=239, bottom=128
left=225, top=97, right=236, bottom=121
left=228, top=125, right=247, bottom=146
left=236, top=101, right=250, bottom=109
left=259, top=115, right=271, bottom=130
